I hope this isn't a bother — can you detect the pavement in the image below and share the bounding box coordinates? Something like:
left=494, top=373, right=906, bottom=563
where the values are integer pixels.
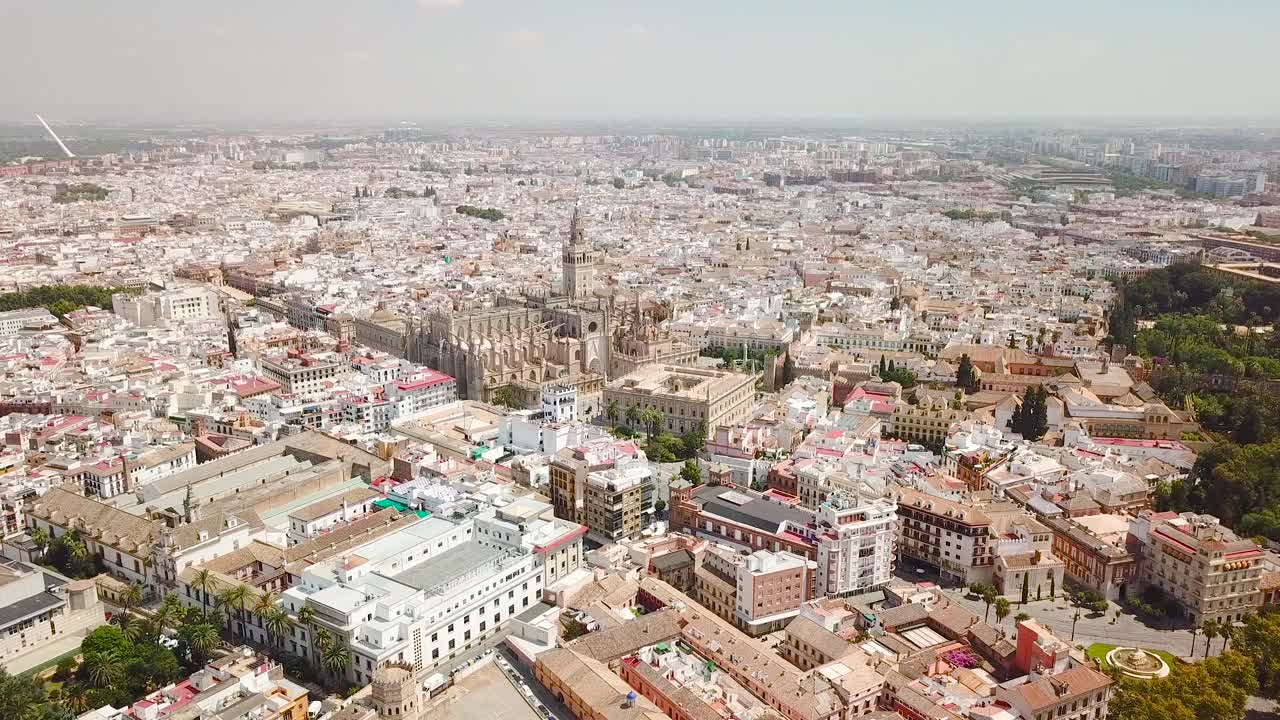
left=495, top=645, right=574, bottom=720
left=890, top=563, right=1217, bottom=660
left=3, top=630, right=85, bottom=675
left=428, top=660, right=540, bottom=720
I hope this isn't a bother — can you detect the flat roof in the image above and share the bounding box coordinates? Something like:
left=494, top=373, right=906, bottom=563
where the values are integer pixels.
left=391, top=542, right=506, bottom=595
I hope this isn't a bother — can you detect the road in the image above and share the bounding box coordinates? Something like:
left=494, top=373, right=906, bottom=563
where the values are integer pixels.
left=892, top=563, right=1213, bottom=660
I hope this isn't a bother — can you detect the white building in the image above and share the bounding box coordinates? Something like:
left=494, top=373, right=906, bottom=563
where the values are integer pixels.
left=280, top=502, right=583, bottom=685
left=814, top=492, right=897, bottom=597
left=112, top=286, right=222, bottom=328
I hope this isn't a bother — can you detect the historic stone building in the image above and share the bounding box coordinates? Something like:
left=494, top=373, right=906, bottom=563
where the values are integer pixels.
left=405, top=207, right=610, bottom=415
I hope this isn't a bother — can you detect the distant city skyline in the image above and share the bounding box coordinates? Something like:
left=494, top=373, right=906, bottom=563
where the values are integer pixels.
left=6, top=0, right=1280, bottom=123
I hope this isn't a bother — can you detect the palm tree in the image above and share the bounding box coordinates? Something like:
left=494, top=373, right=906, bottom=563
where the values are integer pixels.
left=29, top=527, right=49, bottom=557
left=321, top=642, right=351, bottom=686
left=217, top=585, right=250, bottom=639
left=297, top=604, right=317, bottom=629
left=155, top=593, right=182, bottom=633
left=63, top=683, right=90, bottom=714
left=640, top=407, right=663, bottom=437
left=625, top=405, right=641, bottom=429
left=1220, top=621, right=1235, bottom=653
left=1014, top=612, right=1031, bottom=625
left=606, top=399, right=619, bottom=428
left=192, top=569, right=217, bottom=607
left=86, top=650, right=124, bottom=688
left=1190, top=623, right=1201, bottom=657
left=313, top=628, right=333, bottom=652
left=995, top=598, right=1011, bottom=630
left=1202, top=619, right=1219, bottom=658
left=264, top=607, right=295, bottom=651
left=253, top=591, right=280, bottom=643
left=980, top=586, right=997, bottom=622
left=187, top=623, right=220, bottom=664
left=120, top=582, right=144, bottom=617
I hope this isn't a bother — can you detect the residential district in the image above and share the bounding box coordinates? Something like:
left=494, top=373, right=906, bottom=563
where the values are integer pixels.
left=2, top=127, right=1280, bottom=720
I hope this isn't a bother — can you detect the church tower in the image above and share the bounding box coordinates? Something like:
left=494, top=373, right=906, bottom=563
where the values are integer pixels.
left=563, top=205, right=600, bottom=300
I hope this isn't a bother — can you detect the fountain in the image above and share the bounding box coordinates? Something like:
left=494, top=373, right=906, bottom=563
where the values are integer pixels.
left=1105, top=647, right=1170, bottom=679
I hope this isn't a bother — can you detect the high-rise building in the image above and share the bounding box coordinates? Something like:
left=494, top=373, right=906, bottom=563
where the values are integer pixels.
left=814, top=492, right=897, bottom=597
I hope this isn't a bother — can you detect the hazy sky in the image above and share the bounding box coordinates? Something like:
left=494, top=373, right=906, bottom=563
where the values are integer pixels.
left=5, top=0, right=1279, bottom=124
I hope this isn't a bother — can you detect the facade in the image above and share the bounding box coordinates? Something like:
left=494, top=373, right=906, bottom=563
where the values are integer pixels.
left=584, top=461, right=655, bottom=543
left=994, top=665, right=1112, bottom=720
left=0, top=560, right=106, bottom=674
left=814, top=492, right=898, bottom=597
left=735, top=549, right=810, bottom=634
left=605, top=365, right=757, bottom=439
left=890, top=487, right=993, bottom=586
left=888, top=396, right=967, bottom=446
left=261, top=352, right=342, bottom=398
left=549, top=440, right=645, bottom=527
left=286, top=487, right=380, bottom=546
left=112, top=286, right=222, bottom=328
left=1043, top=516, right=1136, bottom=603
left=1140, top=512, right=1263, bottom=624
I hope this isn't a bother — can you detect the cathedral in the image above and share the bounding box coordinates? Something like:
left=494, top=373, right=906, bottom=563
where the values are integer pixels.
left=395, top=206, right=697, bottom=419
left=406, top=207, right=609, bottom=416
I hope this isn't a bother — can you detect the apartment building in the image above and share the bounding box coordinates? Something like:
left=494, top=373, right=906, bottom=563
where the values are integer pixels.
left=814, top=492, right=898, bottom=597
left=735, top=549, right=810, bottom=635
left=604, top=365, right=757, bottom=439
left=261, top=351, right=342, bottom=397
left=583, top=461, right=654, bottom=543
left=995, top=666, right=1112, bottom=720
left=549, top=439, right=645, bottom=527
left=386, top=370, right=457, bottom=416
left=1139, top=512, right=1263, bottom=624
left=890, top=486, right=993, bottom=586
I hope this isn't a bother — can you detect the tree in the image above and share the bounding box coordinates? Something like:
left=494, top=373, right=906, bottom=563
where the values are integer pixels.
left=1109, top=650, right=1255, bottom=720
left=29, top=526, right=49, bottom=557
left=85, top=649, right=124, bottom=688
left=191, top=568, right=217, bottom=606
left=679, top=460, right=702, bottom=486
left=1202, top=619, right=1219, bottom=658
left=611, top=177, right=625, bottom=189
left=1007, top=333, right=1018, bottom=349
left=297, top=604, right=317, bottom=630
left=625, top=404, right=642, bottom=428
left=263, top=607, right=295, bottom=651
left=956, top=354, right=977, bottom=394
left=994, top=598, right=1011, bottom=628
left=216, top=585, right=250, bottom=638
left=1235, top=610, right=1280, bottom=697
left=889, top=296, right=902, bottom=311
left=120, top=582, right=144, bottom=617
left=1014, top=611, right=1031, bottom=624
left=321, top=642, right=351, bottom=685
left=184, top=623, right=220, bottom=665
left=640, top=407, right=663, bottom=437
left=980, top=585, right=997, bottom=622
left=1020, top=573, right=1029, bottom=604
left=491, top=386, right=522, bottom=409
left=606, top=399, right=620, bottom=427
left=653, top=499, right=667, bottom=515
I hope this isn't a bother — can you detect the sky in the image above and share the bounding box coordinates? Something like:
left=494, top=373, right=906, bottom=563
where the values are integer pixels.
left=4, top=0, right=1279, bottom=125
